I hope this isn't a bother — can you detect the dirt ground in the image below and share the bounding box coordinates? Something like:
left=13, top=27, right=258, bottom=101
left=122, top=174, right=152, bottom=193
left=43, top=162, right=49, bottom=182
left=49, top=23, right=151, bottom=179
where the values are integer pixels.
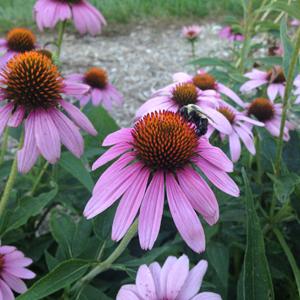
left=40, top=21, right=229, bottom=127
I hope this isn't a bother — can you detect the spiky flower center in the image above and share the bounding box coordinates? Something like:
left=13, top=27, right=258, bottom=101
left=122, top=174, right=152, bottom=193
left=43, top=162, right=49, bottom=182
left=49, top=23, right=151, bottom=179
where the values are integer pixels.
left=193, top=73, right=216, bottom=90
left=6, top=28, right=36, bottom=53
left=172, top=83, right=198, bottom=106
left=84, top=67, right=108, bottom=89
left=0, top=255, right=4, bottom=272
left=133, top=111, right=198, bottom=171
left=1, top=51, right=63, bottom=110
left=248, top=98, right=274, bottom=122
left=267, top=66, right=285, bottom=83
left=218, top=106, right=235, bottom=124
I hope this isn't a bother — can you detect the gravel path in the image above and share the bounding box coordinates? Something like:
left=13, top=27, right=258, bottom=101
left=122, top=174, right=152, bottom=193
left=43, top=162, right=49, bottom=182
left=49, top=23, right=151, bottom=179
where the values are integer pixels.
left=42, top=21, right=229, bottom=127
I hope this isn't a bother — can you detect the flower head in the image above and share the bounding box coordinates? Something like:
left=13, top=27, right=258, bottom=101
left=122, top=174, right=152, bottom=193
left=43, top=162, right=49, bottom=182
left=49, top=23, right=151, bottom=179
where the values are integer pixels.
left=182, top=25, right=201, bottom=41
left=117, top=255, right=221, bottom=300
left=34, top=0, right=107, bottom=36
left=136, top=80, right=234, bottom=135
left=219, top=25, right=244, bottom=42
left=0, top=245, right=35, bottom=299
left=66, top=67, right=123, bottom=109
left=247, top=97, right=292, bottom=140
left=0, top=51, right=97, bottom=173
left=209, top=102, right=264, bottom=162
left=84, top=111, right=239, bottom=253
left=240, top=67, right=288, bottom=101
left=0, top=28, right=37, bottom=68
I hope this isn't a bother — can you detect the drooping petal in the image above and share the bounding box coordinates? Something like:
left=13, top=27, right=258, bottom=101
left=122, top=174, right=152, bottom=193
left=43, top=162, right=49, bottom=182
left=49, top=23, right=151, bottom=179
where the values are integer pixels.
left=267, top=84, right=280, bottom=101
left=197, top=138, right=233, bottom=172
left=50, top=109, right=84, bottom=158
left=240, top=79, right=268, bottom=92
left=17, top=113, right=40, bottom=174
left=196, top=158, right=240, bottom=197
left=166, top=174, right=205, bottom=253
left=0, top=103, right=13, bottom=136
left=112, top=167, right=150, bottom=241
left=139, top=171, right=165, bottom=250
left=217, top=83, right=245, bottom=107
left=177, top=167, right=219, bottom=225
left=234, top=124, right=256, bottom=155
left=7, top=106, right=25, bottom=128
left=63, top=80, right=90, bottom=96
left=60, top=99, right=97, bottom=136
left=34, top=109, right=61, bottom=164
left=177, top=260, right=208, bottom=300
left=244, top=69, right=267, bottom=80
left=1, top=272, right=27, bottom=293
left=229, top=131, right=242, bottom=162
left=0, top=280, right=14, bottom=300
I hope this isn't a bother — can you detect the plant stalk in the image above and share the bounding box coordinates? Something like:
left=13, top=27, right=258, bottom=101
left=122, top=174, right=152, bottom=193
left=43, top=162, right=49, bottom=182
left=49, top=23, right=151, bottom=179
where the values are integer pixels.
left=0, top=132, right=24, bottom=218
left=56, top=20, right=67, bottom=58
left=29, top=161, right=49, bottom=196
left=0, top=127, right=9, bottom=165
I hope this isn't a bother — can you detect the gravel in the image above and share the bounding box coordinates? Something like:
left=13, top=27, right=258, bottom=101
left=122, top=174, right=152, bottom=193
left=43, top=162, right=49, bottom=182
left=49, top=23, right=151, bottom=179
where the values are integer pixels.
left=40, top=21, right=229, bottom=127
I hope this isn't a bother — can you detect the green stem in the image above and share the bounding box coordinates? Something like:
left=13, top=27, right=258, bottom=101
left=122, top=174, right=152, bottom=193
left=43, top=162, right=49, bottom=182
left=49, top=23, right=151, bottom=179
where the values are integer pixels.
left=56, top=20, right=67, bottom=58
left=29, top=161, right=49, bottom=197
left=239, top=0, right=254, bottom=72
left=0, top=127, right=9, bottom=165
left=255, top=132, right=262, bottom=184
left=72, top=219, right=138, bottom=293
left=274, top=27, right=300, bottom=177
left=0, top=132, right=24, bottom=218
left=273, top=228, right=300, bottom=296
left=191, top=40, right=196, bottom=60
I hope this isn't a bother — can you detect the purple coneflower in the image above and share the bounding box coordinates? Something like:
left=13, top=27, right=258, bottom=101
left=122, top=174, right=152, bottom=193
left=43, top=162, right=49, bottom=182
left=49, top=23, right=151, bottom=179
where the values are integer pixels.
left=67, top=67, right=123, bottom=109
left=182, top=25, right=201, bottom=41
left=34, top=0, right=106, bottom=36
left=84, top=111, right=239, bottom=253
left=209, top=102, right=264, bottom=162
left=0, top=245, right=35, bottom=299
left=172, top=69, right=245, bottom=107
left=246, top=97, right=293, bottom=140
left=240, top=66, right=288, bottom=101
left=116, top=255, right=221, bottom=300
left=0, top=28, right=37, bottom=68
left=219, top=26, right=244, bottom=42
left=0, top=51, right=97, bottom=173
left=136, top=82, right=232, bottom=135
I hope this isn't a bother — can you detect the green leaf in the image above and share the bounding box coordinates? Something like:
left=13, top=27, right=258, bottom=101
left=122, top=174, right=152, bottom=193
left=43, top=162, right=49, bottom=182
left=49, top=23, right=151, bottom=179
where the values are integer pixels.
left=59, top=152, right=94, bottom=192
left=240, top=169, right=274, bottom=300
left=79, top=285, right=112, bottom=300
left=270, top=0, right=300, bottom=21
left=93, top=205, right=116, bottom=241
left=0, top=186, right=58, bottom=236
left=189, top=57, right=236, bottom=72
left=17, top=259, right=92, bottom=300
left=268, top=173, right=300, bottom=204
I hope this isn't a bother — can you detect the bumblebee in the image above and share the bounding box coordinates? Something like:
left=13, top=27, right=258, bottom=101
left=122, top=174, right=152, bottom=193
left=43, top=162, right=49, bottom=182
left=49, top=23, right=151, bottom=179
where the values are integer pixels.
left=179, top=104, right=211, bottom=137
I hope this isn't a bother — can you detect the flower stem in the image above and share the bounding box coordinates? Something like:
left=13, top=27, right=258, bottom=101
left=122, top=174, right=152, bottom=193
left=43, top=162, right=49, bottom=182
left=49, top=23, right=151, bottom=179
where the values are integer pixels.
left=0, top=127, right=9, bottom=166
left=29, top=161, right=49, bottom=197
left=0, top=132, right=24, bottom=218
left=56, top=20, right=67, bottom=58
left=72, top=219, right=138, bottom=293
left=273, top=227, right=300, bottom=297
left=255, top=131, right=262, bottom=184
left=274, top=27, right=300, bottom=177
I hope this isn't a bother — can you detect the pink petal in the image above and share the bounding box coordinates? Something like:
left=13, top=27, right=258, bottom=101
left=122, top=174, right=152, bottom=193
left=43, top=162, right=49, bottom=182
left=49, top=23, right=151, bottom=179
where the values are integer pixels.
left=240, top=79, right=268, bottom=92
left=102, top=128, right=133, bottom=146
left=117, top=285, right=140, bottom=300
left=1, top=272, right=27, bottom=293
left=17, top=113, right=40, bottom=174
left=244, top=69, right=267, bottom=80
left=4, top=267, right=35, bottom=279
left=34, top=109, right=61, bottom=164
left=0, top=280, right=14, bottom=300
left=177, top=167, right=219, bottom=225
left=7, top=106, right=25, bottom=128
left=217, top=83, right=245, bottom=107
left=195, top=158, right=240, bottom=197
left=229, top=131, right=242, bottom=162
left=84, top=162, right=142, bottom=219
left=177, top=260, right=208, bottom=300
left=149, top=262, right=162, bottom=297
left=236, top=114, right=264, bottom=126
left=139, top=172, right=165, bottom=250
left=50, top=109, right=84, bottom=158
left=197, top=138, right=233, bottom=172
left=112, top=167, right=150, bottom=241
left=135, top=265, right=157, bottom=299
left=267, top=84, right=279, bottom=101
left=160, top=257, right=177, bottom=297
left=166, top=174, right=205, bottom=253
left=63, top=80, right=90, bottom=96
left=92, top=143, right=131, bottom=171
left=0, top=247, right=16, bottom=255
left=234, top=124, right=255, bottom=155
left=166, top=255, right=190, bottom=299
left=0, top=103, right=13, bottom=136
left=173, top=72, right=192, bottom=82
left=60, top=100, right=97, bottom=136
